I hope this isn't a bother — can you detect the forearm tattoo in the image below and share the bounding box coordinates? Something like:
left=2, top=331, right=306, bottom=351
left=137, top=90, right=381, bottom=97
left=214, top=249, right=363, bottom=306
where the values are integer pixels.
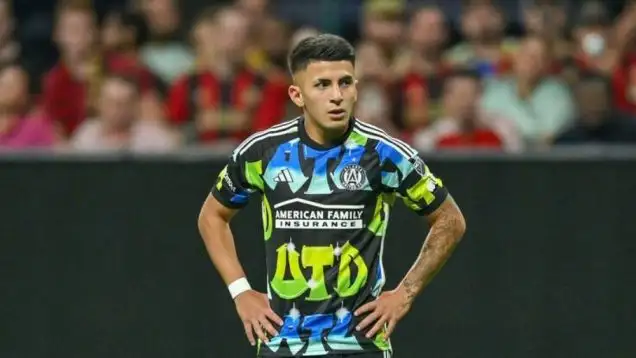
left=401, top=198, right=465, bottom=302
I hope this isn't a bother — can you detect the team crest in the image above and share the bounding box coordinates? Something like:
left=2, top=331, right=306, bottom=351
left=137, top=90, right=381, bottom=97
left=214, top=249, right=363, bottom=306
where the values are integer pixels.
left=412, top=156, right=426, bottom=176
left=340, top=164, right=367, bottom=191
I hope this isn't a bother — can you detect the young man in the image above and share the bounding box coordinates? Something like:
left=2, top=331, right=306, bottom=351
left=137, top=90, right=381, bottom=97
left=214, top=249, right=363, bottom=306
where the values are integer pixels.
left=198, top=34, right=466, bottom=357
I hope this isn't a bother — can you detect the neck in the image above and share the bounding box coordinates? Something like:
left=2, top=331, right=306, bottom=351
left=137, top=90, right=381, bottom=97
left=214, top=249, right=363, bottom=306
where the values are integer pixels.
left=102, top=119, right=133, bottom=134
left=516, top=77, right=539, bottom=98
left=303, top=115, right=350, bottom=146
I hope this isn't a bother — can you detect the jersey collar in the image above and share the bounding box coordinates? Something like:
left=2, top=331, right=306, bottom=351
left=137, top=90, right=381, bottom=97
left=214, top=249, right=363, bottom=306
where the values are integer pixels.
left=298, top=116, right=356, bottom=151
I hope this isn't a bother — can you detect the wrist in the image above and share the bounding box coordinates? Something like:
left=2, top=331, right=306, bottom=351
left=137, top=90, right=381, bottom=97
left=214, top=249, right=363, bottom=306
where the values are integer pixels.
left=396, top=283, right=417, bottom=304
left=228, top=277, right=251, bottom=299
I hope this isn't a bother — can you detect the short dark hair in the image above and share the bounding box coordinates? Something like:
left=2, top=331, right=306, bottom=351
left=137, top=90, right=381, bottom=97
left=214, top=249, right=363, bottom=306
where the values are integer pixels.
left=287, top=34, right=355, bottom=74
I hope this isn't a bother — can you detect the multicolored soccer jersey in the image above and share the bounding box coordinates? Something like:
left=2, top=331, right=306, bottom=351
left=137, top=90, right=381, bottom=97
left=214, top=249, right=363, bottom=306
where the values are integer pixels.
left=212, top=117, right=448, bottom=357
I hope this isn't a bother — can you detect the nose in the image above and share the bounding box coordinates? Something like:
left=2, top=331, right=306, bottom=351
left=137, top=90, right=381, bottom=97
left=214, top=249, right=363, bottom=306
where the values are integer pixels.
left=330, top=85, right=343, bottom=104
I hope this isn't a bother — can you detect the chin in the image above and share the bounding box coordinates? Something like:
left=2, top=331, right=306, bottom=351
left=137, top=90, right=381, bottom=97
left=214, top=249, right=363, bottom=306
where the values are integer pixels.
left=322, top=117, right=350, bottom=130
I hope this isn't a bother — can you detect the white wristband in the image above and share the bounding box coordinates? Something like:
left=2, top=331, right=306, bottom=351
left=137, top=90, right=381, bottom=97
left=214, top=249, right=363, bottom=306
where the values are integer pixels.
left=228, top=277, right=251, bottom=299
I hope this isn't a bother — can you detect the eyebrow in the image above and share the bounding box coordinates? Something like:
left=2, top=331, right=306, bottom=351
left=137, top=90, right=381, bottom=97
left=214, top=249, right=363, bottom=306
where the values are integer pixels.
left=315, top=75, right=354, bottom=82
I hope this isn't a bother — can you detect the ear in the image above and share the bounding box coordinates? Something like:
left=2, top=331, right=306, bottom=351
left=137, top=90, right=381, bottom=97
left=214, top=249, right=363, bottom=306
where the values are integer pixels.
left=288, top=84, right=304, bottom=108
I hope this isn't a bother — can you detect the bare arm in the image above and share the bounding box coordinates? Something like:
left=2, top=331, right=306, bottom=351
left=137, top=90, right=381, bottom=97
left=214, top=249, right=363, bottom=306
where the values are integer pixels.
left=198, top=193, right=282, bottom=345
left=354, top=195, right=466, bottom=338
left=397, top=195, right=466, bottom=303
left=197, top=194, right=246, bottom=286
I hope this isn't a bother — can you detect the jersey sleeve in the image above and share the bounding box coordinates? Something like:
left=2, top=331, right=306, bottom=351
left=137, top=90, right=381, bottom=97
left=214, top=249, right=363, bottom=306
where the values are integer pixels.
left=211, top=147, right=264, bottom=209
left=395, top=153, right=449, bottom=216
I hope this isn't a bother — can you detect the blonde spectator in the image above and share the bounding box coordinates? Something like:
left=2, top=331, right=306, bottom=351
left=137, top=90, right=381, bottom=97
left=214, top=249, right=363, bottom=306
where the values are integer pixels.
left=446, top=2, right=517, bottom=77
left=359, top=0, right=405, bottom=77
left=354, top=41, right=397, bottom=135
left=71, top=75, right=178, bottom=152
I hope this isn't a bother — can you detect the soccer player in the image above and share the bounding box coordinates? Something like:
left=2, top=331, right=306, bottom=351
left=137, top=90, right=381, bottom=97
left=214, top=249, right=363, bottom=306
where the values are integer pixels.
left=198, top=34, right=466, bottom=357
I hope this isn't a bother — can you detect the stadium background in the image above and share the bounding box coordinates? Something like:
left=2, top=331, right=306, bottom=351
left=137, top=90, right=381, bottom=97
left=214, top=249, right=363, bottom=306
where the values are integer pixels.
left=1, top=0, right=635, bottom=357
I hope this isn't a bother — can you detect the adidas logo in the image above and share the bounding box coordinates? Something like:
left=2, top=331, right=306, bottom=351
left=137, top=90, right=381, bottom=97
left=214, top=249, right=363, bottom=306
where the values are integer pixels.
left=274, top=169, right=294, bottom=183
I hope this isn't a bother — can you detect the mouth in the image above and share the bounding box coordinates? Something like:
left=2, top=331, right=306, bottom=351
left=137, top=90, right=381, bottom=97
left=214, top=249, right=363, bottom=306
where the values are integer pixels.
left=327, top=108, right=347, bottom=119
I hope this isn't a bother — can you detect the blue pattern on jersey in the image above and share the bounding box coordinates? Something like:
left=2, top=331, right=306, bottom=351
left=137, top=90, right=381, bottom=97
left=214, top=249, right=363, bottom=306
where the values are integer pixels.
left=264, top=138, right=375, bottom=195
left=376, top=141, right=413, bottom=187
left=263, top=138, right=309, bottom=193
left=229, top=191, right=250, bottom=205
left=303, top=145, right=341, bottom=195
left=326, top=309, right=364, bottom=351
left=265, top=312, right=305, bottom=355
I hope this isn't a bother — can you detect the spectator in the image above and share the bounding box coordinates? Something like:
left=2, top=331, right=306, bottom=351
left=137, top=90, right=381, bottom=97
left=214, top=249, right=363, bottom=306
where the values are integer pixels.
left=359, top=0, right=405, bottom=68
left=290, top=26, right=319, bottom=49
left=42, top=0, right=100, bottom=138
left=556, top=73, right=636, bottom=144
left=446, top=2, right=517, bottom=77
left=245, top=16, right=291, bottom=77
left=0, top=66, right=56, bottom=149
left=166, top=6, right=287, bottom=145
left=0, top=0, right=20, bottom=69
left=481, top=35, right=574, bottom=147
left=521, top=0, right=571, bottom=69
left=101, top=9, right=165, bottom=121
left=71, top=74, right=177, bottom=152
left=236, top=0, right=269, bottom=45
left=137, top=0, right=194, bottom=84
left=608, top=3, right=636, bottom=114
left=236, top=0, right=269, bottom=24
left=354, top=41, right=396, bottom=135
left=413, top=70, right=521, bottom=152
left=569, top=2, right=617, bottom=75
left=392, top=6, right=451, bottom=133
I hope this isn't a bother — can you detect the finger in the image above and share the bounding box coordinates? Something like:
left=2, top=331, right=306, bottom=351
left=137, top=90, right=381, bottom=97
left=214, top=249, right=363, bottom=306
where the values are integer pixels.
left=265, top=309, right=284, bottom=326
left=354, top=301, right=377, bottom=316
left=252, top=320, right=269, bottom=343
left=356, top=310, right=381, bottom=331
left=259, top=316, right=279, bottom=337
left=366, top=315, right=388, bottom=338
left=385, top=318, right=397, bottom=339
left=244, top=322, right=256, bottom=346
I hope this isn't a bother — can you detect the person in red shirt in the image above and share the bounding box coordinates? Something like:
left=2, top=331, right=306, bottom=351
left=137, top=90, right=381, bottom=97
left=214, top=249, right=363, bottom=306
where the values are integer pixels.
left=41, top=0, right=100, bottom=138
left=166, top=5, right=287, bottom=144
left=413, top=70, right=522, bottom=152
left=391, top=6, right=452, bottom=136
left=101, top=9, right=165, bottom=121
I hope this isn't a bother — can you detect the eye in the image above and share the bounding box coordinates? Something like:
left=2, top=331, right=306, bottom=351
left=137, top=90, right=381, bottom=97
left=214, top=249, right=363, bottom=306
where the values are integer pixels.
left=339, top=77, right=353, bottom=87
left=315, top=80, right=330, bottom=89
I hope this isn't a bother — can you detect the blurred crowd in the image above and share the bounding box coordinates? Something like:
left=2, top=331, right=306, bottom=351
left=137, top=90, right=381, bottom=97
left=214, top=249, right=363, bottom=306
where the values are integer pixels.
left=2, top=0, right=636, bottom=153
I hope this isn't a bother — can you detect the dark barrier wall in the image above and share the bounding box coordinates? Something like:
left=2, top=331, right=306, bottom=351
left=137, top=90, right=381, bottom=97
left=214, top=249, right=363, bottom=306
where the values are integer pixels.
left=1, top=154, right=635, bottom=357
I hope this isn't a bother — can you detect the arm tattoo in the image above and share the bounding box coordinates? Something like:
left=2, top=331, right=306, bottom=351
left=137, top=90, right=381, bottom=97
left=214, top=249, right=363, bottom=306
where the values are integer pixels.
left=400, top=197, right=466, bottom=302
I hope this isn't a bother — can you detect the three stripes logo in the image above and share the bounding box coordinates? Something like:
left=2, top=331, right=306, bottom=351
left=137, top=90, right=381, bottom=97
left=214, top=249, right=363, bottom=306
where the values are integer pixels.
left=274, top=169, right=294, bottom=183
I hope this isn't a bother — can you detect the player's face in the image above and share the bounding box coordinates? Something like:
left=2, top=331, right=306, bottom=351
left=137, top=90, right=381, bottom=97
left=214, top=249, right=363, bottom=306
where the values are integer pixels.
left=289, top=60, right=358, bottom=132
